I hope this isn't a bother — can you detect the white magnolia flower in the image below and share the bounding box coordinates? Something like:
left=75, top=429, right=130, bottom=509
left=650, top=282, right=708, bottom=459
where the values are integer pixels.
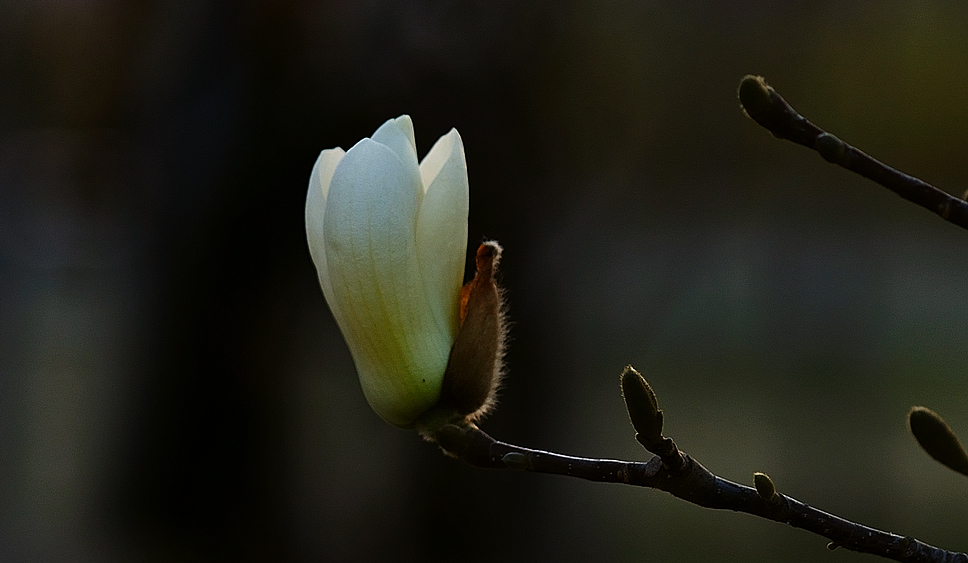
left=306, top=116, right=469, bottom=427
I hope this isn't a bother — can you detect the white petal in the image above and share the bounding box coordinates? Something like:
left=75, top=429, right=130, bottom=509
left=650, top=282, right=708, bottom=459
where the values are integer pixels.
left=306, top=147, right=346, bottom=322
left=419, top=127, right=457, bottom=190
left=324, top=138, right=451, bottom=426
left=416, top=129, right=469, bottom=342
left=371, top=115, right=422, bottom=204
left=372, top=115, right=417, bottom=159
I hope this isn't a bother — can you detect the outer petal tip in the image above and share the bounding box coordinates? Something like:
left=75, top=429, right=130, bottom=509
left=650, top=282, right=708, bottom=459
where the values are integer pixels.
left=419, top=128, right=465, bottom=189
left=306, top=146, right=346, bottom=272
left=372, top=115, right=418, bottom=163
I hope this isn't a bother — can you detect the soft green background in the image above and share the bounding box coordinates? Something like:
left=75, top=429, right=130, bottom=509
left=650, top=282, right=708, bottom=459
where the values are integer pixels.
left=2, top=1, right=967, bottom=561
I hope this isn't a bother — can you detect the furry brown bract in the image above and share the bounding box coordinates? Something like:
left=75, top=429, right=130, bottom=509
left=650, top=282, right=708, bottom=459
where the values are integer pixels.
left=439, top=241, right=507, bottom=423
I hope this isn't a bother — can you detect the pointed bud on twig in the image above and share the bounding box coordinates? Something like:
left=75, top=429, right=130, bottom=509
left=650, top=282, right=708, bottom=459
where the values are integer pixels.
left=908, top=406, right=968, bottom=476
left=621, top=365, right=663, bottom=448
left=753, top=472, right=776, bottom=502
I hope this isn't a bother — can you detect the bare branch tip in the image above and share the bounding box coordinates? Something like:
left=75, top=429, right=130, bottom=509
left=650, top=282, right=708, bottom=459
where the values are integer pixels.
left=738, top=75, right=775, bottom=122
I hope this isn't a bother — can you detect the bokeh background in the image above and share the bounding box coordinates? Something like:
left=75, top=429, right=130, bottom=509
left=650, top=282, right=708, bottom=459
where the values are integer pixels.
left=3, top=1, right=968, bottom=561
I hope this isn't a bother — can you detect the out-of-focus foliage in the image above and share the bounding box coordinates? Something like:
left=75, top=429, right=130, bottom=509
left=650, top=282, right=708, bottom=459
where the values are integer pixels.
left=2, top=2, right=968, bottom=562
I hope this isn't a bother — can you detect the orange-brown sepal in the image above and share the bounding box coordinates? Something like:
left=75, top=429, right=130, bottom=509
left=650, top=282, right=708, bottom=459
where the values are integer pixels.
left=439, top=241, right=506, bottom=421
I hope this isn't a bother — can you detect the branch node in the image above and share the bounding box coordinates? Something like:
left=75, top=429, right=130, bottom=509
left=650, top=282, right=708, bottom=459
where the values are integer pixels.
left=643, top=455, right=663, bottom=477
left=431, top=423, right=469, bottom=457
left=502, top=452, right=530, bottom=471
left=815, top=132, right=846, bottom=164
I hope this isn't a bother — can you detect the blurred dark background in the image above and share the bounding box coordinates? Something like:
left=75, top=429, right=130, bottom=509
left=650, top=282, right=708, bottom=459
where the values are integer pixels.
left=3, top=1, right=968, bottom=561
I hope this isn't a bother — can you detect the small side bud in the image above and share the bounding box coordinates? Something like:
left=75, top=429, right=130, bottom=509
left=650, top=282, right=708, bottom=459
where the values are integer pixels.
left=753, top=472, right=776, bottom=502
left=502, top=452, right=530, bottom=471
left=439, top=241, right=507, bottom=422
left=621, top=365, right=663, bottom=448
left=815, top=132, right=847, bottom=163
left=908, top=406, right=968, bottom=476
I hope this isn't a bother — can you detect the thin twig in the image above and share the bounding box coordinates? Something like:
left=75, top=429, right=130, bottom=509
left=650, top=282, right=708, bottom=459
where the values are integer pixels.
left=738, top=75, right=968, bottom=231
left=433, top=423, right=967, bottom=562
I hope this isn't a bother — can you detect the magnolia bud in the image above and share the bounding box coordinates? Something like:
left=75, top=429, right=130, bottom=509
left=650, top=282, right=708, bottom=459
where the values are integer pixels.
left=305, top=116, right=506, bottom=430
left=306, top=116, right=469, bottom=427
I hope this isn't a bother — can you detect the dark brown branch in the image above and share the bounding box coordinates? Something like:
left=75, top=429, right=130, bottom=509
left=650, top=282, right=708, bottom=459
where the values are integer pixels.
left=738, top=75, right=968, bottom=231
left=433, top=423, right=967, bottom=563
